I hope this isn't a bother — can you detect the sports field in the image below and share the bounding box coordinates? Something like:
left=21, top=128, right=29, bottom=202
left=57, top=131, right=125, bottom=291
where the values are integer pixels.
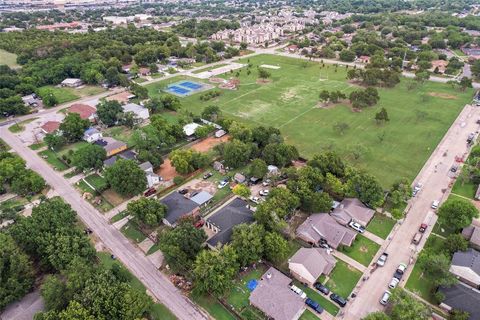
left=146, top=54, right=474, bottom=187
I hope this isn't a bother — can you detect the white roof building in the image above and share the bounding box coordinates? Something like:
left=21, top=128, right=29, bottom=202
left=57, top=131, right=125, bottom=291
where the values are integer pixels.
left=122, top=103, right=150, bottom=121
left=183, top=123, right=202, bottom=137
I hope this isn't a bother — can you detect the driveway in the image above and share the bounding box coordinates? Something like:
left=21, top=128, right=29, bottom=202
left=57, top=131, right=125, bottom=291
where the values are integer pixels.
left=343, top=104, right=480, bottom=319
left=0, top=127, right=208, bottom=320
left=1, top=290, right=44, bottom=320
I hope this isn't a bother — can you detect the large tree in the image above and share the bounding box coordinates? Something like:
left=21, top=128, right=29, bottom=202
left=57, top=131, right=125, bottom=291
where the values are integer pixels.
left=170, top=149, right=210, bottom=174
left=72, top=144, right=107, bottom=171
left=389, top=289, right=431, bottom=320
left=127, top=197, right=167, bottom=227
left=362, top=312, right=390, bottom=320
left=221, top=139, right=252, bottom=168
left=249, top=158, right=268, bottom=178
left=308, top=151, right=346, bottom=177
left=0, top=233, right=35, bottom=309
left=193, top=245, right=239, bottom=296
left=159, top=222, right=207, bottom=274
left=263, top=231, right=289, bottom=264
left=438, top=198, right=478, bottom=229
left=346, top=170, right=384, bottom=208
left=11, top=169, right=45, bottom=196
left=262, top=143, right=298, bottom=168
left=418, top=253, right=457, bottom=287
left=96, top=100, right=123, bottom=127
left=231, top=224, right=265, bottom=267
left=104, top=159, right=147, bottom=196
left=59, top=113, right=89, bottom=142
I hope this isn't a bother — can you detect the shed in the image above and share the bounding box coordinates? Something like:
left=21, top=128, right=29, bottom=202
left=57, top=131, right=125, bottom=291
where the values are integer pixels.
left=190, top=191, right=213, bottom=206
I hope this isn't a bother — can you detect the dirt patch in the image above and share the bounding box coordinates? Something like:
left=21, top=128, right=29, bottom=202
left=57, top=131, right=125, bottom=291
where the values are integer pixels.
left=256, top=79, right=272, bottom=84
left=428, top=92, right=457, bottom=100
left=182, top=178, right=217, bottom=195
left=102, top=189, right=128, bottom=207
left=106, top=91, right=133, bottom=103
left=190, top=135, right=230, bottom=153
left=359, top=246, right=369, bottom=253
left=156, top=159, right=178, bottom=181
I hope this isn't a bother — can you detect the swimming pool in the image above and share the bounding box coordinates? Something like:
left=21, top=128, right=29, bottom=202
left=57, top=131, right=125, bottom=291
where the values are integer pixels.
left=164, top=80, right=208, bottom=97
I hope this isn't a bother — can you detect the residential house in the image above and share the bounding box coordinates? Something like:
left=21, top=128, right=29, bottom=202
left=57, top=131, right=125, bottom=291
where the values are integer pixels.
left=94, top=137, right=127, bottom=157
left=160, top=191, right=200, bottom=227
left=41, top=121, right=60, bottom=134
left=139, top=161, right=161, bottom=188
left=83, top=128, right=103, bottom=143
left=249, top=267, right=305, bottom=320
left=440, top=283, right=480, bottom=320
left=234, top=173, right=246, bottom=184
left=205, top=198, right=254, bottom=248
left=463, top=222, right=480, bottom=250
left=357, top=56, right=370, bottom=64
left=103, top=150, right=137, bottom=168
left=215, top=129, right=226, bottom=138
left=213, top=161, right=224, bottom=171
left=288, top=247, right=336, bottom=286
left=68, top=104, right=96, bottom=122
left=61, top=78, right=83, bottom=88
left=450, top=249, right=480, bottom=288
left=330, top=198, right=375, bottom=226
left=183, top=123, right=202, bottom=137
left=430, top=60, right=449, bottom=74
left=21, top=94, right=42, bottom=108
left=138, top=67, right=151, bottom=76
left=296, top=213, right=356, bottom=249
left=190, top=191, right=213, bottom=207
left=287, top=44, right=298, bottom=53
left=122, top=103, right=150, bottom=121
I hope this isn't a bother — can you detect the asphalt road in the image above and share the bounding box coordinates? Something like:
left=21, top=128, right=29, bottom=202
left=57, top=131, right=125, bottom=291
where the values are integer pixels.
left=0, top=127, right=209, bottom=320
left=342, top=103, right=480, bottom=319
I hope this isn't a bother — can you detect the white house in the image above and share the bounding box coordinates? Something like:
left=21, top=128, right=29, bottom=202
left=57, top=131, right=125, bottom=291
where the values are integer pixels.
left=139, top=161, right=161, bottom=188
left=183, top=123, right=202, bottom=137
left=83, top=128, right=103, bottom=143
left=61, top=78, right=83, bottom=88
left=122, top=103, right=150, bottom=121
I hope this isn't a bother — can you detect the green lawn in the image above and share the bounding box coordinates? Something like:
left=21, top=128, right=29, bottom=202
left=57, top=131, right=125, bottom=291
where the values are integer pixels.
left=37, top=85, right=105, bottom=105
left=121, top=221, right=146, bottom=243
left=84, top=173, right=109, bottom=191
left=0, top=49, right=19, bottom=68
left=97, top=252, right=176, bottom=320
left=226, top=266, right=267, bottom=311
left=8, top=118, right=37, bottom=133
left=300, top=310, right=318, bottom=320
left=366, top=213, right=396, bottom=239
left=110, top=210, right=129, bottom=223
left=146, top=54, right=473, bottom=187
left=405, top=235, right=446, bottom=303
left=38, top=149, right=70, bottom=171
left=339, top=234, right=380, bottom=267
left=191, top=292, right=236, bottom=320
left=293, top=280, right=339, bottom=316
left=451, top=177, right=476, bottom=199
left=325, top=260, right=362, bottom=298
left=29, top=142, right=46, bottom=150
left=192, top=63, right=229, bottom=74
left=103, top=126, right=136, bottom=147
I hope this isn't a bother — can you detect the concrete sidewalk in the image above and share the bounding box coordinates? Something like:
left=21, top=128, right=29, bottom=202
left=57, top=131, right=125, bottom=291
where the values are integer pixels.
left=332, top=251, right=368, bottom=273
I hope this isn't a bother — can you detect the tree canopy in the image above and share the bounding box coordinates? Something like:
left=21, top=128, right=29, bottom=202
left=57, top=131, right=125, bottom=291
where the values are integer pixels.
left=104, top=159, right=146, bottom=196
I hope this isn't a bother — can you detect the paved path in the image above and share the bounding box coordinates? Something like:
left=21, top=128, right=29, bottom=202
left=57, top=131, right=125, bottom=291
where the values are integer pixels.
left=363, top=231, right=385, bottom=246
left=0, top=127, right=208, bottom=320
left=1, top=290, right=45, bottom=320
left=332, top=251, right=368, bottom=273
left=343, top=103, right=480, bottom=319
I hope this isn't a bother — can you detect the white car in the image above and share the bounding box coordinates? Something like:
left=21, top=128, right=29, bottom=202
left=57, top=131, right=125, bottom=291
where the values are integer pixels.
left=218, top=179, right=229, bottom=189
left=249, top=196, right=261, bottom=204
left=262, top=179, right=271, bottom=187
left=348, top=221, right=365, bottom=233
left=431, top=200, right=439, bottom=210
left=388, top=277, right=399, bottom=289
left=412, top=183, right=422, bottom=197
left=290, top=285, right=307, bottom=299
left=380, top=290, right=391, bottom=305
left=259, top=189, right=269, bottom=196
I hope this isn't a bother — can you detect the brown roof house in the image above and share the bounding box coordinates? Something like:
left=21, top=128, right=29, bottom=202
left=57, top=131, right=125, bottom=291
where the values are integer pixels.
left=41, top=121, right=61, bottom=134
left=249, top=267, right=305, bottom=320
left=288, top=247, right=336, bottom=286
left=331, top=198, right=375, bottom=226
left=450, top=248, right=480, bottom=289
left=462, top=221, right=480, bottom=251
left=430, top=60, right=449, bottom=74
left=296, top=214, right=356, bottom=249
left=68, top=104, right=97, bottom=122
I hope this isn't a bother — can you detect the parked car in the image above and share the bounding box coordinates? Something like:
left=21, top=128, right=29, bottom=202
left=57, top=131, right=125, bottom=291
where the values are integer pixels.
left=393, top=263, right=407, bottom=280
left=194, top=219, right=204, bottom=229
left=419, top=223, right=428, bottom=233
left=144, top=187, right=156, bottom=197
left=249, top=196, right=261, bottom=204
left=388, top=277, right=399, bottom=289
left=305, top=298, right=323, bottom=314
left=289, top=285, right=307, bottom=299
left=330, top=293, right=347, bottom=307
left=467, top=132, right=475, bottom=143
left=84, top=228, right=93, bottom=235
left=412, top=232, right=423, bottom=245
left=431, top=200, right=439, bottom=210
left=412, top=183, right=422, bottom=197
left=259, top=189, right=269, bottom=196
left=450, top=164, right=458, bottom=173
left=314, top=282, right=330, bottom=295
left=380, top=290, right=391, bottom=305
left=348, top=221, right=365, bottom=233
left=218, top=179, right=229, bottom=189
left=376, top=253, right=389, bottom=267
left=178, top=188, right=188, bottom=195
left=203, top=172, right=213, bottom=179
left=262, top=179, right=271, bottom=187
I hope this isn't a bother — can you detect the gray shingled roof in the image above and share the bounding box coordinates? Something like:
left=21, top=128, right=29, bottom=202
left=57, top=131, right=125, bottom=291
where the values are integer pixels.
left=440, top=283, right=480, bottom=320
left=160, top=192, right=199, bottom=225
left=190, top=191, right=213, bottom=206
left=206, top=198, right=253, bottom=247
left=331, top=198, right=375, bottom=226
left=289, top=247, right=336, bottom=278
left=452, top=248, right=480, bottom=276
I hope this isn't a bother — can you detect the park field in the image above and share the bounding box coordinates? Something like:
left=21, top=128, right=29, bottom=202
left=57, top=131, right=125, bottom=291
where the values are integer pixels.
left=0, top=49, right=19, bottom=68
left=146, top=54, right=474, bottom=187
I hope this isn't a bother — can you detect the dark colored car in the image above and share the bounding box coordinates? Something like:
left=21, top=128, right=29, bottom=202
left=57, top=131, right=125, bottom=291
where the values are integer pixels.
left=330, top=293, right=347, bottom=307
left=194, top=219, right=205, bottom=228
left=203, top=172, right=213, bottom=179
left=314, top=282, right=330, bottom=295
left=144, top=187, right=156, bottom=197
left=305, top=298, right=323, bottom=314
left=178, top=188, right=188, bottom=195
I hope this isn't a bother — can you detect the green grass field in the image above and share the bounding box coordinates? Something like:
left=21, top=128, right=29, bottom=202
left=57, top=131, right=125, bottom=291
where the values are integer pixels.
left=191, top=292, right=236, bottom=320
left=300, top=310, right=319, bottom=320
left=121, top=221, right=146, bottom=243
left=37, top=85, right=105, bottom=105
left=84, top=173, right=109, bottom=191
left=339, top=234, right=380, bottom=267
left=0, top=49, right=19, bottom=68
left=146, top=54, right=473, bottom=187
left=38, top=149, right=70, bottom=171
left=324, top=260, right=362, bottom=298
left=366, top=213, right=396, bottom=239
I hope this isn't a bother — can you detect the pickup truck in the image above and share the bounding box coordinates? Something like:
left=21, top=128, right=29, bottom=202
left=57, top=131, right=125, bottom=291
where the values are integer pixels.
left=376, top=253, right=389, bottom=267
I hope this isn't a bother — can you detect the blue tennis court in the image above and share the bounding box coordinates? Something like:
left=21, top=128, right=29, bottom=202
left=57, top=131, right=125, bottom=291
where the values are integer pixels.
left=167, top=85, right=190, bottom=95
left=179, top=81, right=203, bottom=90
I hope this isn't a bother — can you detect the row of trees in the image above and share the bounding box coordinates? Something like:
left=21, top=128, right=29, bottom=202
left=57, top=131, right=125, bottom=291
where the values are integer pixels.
left=0, top=151, right=45, bottom=196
